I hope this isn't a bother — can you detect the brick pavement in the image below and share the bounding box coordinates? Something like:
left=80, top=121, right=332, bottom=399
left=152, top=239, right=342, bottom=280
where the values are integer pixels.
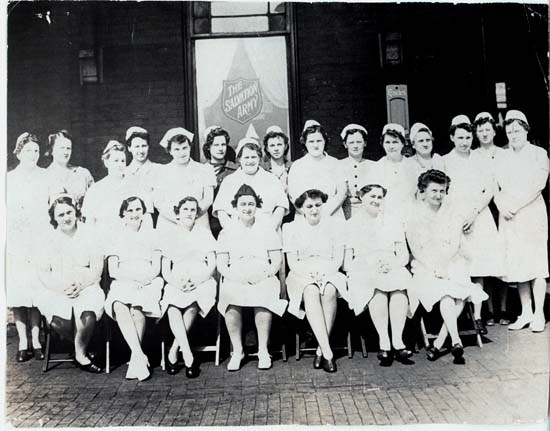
left=3, top=323, right=549, bottom=427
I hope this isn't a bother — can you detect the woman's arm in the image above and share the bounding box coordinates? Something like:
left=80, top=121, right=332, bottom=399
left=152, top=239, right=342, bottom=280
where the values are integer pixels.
left=78, top=253, right=104, bottom=288
left=191, top=251, right=217, bottom=285
left=509, top=152, right=549, bottom=214
left=197, top=186, right=214, bottom=218
left=266, top=249, right=282, bottom=277
left=342, top=247, right=354, bottom=272
left=161, top=255, right=180, bottom=287
left=324, top=182, right=347, bottom=216
left=271, top=206, right=285, bottom=230
left=332, top=244, right=345, bottom=270
left=394, top=240, right=410, bottom=268
left=216, top=252, right=231, bottom=279
left=141, top=249, right=162, bottom=284
left=217, top=211, right=232, bottom=229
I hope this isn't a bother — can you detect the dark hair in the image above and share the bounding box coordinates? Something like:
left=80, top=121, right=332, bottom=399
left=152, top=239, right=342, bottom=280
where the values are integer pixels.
left=46, top=130, right=72, bottom=158
left=231, top=184, right=263, bottom=208
left=237, top=142, right=262, bottom=160
left=203, top=127, right=236, bottom=162
left=359, top=184, right=387, bottom=197
left=449, top=123, right=474, bottom=136
left=49, top=196, right=80, bottom=228
left=14, top=132, right=39, bottom=155
left=263, top=131, right=289, bottom=162
left=474, top=117, right=497, bottom=132
left=342, top=128, right=368, bottom=145
left=294, top=189, right=328, bottom=209
left=380, top=129, right=406, bottom=146
left=503, top=118, right=530, bottom=133
left=166, top=134, right=191, bottom=154
left=119, top=196, right=146, bottom=218
left=126, top=130, right=149, bottom=147
left=417, top=169, right=451, bottom=194
left=300, top=125, right=330, bottom=148
left=411, top=127, right=433, bottom=143
left=173, top=196, right=200, bottom=216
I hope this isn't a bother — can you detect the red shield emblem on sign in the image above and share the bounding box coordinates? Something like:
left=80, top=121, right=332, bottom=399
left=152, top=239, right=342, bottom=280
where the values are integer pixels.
left=221, top=78, right=263, bottom=125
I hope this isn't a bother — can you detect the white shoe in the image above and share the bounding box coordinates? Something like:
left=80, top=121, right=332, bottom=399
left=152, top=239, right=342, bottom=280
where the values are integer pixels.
left=529, top=316, right=546, bottom=333
left=508, top=313, right=534, bottom=330
left=227, top=351, right=245, bottom=372
left=257, top=352, right=272, bottom=370
left=126, top=353, right=150, bottom=381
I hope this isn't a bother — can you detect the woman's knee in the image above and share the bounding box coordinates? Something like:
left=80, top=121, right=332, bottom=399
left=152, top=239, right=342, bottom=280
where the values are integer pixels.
left=324, top=283, right=337, bottom=300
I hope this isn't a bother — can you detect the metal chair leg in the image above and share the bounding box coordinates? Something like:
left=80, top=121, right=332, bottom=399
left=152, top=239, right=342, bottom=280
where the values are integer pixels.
left=360, top=334, right=368, bottom=358
left=295, top=332, right=300, bottom=361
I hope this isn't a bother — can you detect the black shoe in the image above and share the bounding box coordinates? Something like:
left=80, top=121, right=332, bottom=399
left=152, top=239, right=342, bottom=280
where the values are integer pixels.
left=451, top=344, right=465, bottom=365
left=321, top=357, right=337, bottom=373
left=74, top=358, right=103, bottom=373
left=377, top=350, right=393, bottom=367
left=16, top=350, right=33, bottom=363
left=33, top=348, right=44, bottom=361
left=394, top=348, right=414, bottom=364
left=185, top=361, right=200, bottom=379
left=475, top=319, right=488, bottom=335
left=166, top=358, right=179, bottom=375
left=313, top=354, right=323, bottom=370
left=426, top=346, right=441, bottom=362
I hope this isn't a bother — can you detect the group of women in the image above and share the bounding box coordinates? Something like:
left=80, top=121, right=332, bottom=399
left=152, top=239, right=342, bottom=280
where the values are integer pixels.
left=6, top=109, right=549, bottom=379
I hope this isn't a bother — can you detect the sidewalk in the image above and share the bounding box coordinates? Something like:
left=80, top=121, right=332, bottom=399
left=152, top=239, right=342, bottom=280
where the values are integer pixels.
left=4, top=323, right=549, bottom=427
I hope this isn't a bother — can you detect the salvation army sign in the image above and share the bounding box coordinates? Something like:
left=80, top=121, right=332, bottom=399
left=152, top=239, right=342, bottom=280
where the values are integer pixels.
left=221, top=78, right=263, bottom=125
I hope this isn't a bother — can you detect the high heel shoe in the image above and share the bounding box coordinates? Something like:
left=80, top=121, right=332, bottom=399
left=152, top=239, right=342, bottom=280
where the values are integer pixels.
left=16, top=350, right=33, bottom=363
left=508, top=313, right=534, bottom=330
left=185, top=360, right=201, bottom=378
left=33, top=348, right=44, bottom=361
left=321, top=357, right=337, bottom=373
left=227, top=351, right=245, bottom=372
left=377, top=350, right=393, bottom=367
left=313, top=353, right=323, bottom=370
left=426, top=346, right=441, bottom=362
left=74, top=357, right=103, bottom=374
left=394, top=348, right=414, bottom=364
left=451, top=343, right=465, bottom=365
left=166, top=357, right=179, bottom=375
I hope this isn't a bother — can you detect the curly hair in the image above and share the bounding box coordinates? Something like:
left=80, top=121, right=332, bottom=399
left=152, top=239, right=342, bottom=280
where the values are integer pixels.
left=49, top=196, right=80, bottom=228
left=417, top=169, right=451, bottom=194
left=173, top=196, right=200, bottom=216
left=474, top=117, right=497, bottom=132
left=263, top=130, right=289, bottom=162
left=294, top=189, right=329, bottom=209
left=14, top=132, right=39, bottom=156
left=359, top=184, right=387, bottom=197
left=342, top=128, right=368, bottom=145
left=379, top=129, right=406, bottom=146
left=119, top=196, right=146, bottom=218
left=203, top=127, right=236, bottom=162
left=231, top=184, right=263, bottom=208
left=165, top=134, right=192, bottom=154
left=46, top=130, right=72, bottom=158
left=237, top=142, right=262, bottom=160
left=126, top=130, right=149, bottom=147
left=300, top=124, right=329, bottom=148
left=449, top=122, right=474, bottom=136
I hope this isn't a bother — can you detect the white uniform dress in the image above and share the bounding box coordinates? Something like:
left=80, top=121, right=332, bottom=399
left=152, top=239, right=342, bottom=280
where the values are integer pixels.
left=35, top=225, right=105, bottom=322
left=494, top=143, right=549, bottom=282
left=287, top=153, right=346, bottom=218
left=443, top=149, right=504, bottom=277
left=216, top=221, right=288, bottom=316
left=337, top=157, right=376, bottom=219
left=152, top=160, right=217, bottom=233
left=345, top=213, right=412, bottom=316
left=45, top=165, right=94, bottom=210
left=406, top=202, right=488, bottom=313
left=213, top=167, right=289, bottom=223
left=283, top=217, right=348, bottom=319
left=160, top=226, right=217, bottom=317
left=125, top=159, right=160, bottom=212
left=408, top=153, right=446, bottom=186
left=6, top=166, right=49, bottom=307
left=104, top=226, right=163, bottom=320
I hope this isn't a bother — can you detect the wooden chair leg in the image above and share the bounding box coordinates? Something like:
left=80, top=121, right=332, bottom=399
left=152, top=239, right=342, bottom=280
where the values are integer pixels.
left=42, top=325, right=51, bottom=373
left=214, top=313, right=222, bottom=366
left=467, top=303, right=483, bottom=348
left=420, top=317, right=430, bottom=348
left=360, top=334, right=368, bottom=358
left=105, top=317, right=111, bottom=374
left=295, top=332, right=300, bottom=361
left=347, top=331, right=353, bottom=358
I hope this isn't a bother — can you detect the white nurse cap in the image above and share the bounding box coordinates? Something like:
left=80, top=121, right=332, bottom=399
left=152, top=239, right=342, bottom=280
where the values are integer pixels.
left=340, top=123, right=367, bottom=140
left=302, top=119, right=320, bottom=133
left=450, top=114, right=472, bottom=126
left=382, top=123, right=405, bottom=137
left=409, top=122, right=432, bottom=142
left=504, top=109, right=528, bottom=125
left=125, top=126, right=148, bottom=142
left=474, top=112, right=494, bottom=123
left=159, top=127, right=194, bottom=148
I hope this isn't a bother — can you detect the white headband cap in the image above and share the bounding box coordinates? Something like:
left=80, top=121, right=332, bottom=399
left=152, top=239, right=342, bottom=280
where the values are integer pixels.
left=266, top=125, right=284, bottom=135
left=125, top=126, right=148, bottom=142
left=474, top=112, right=494, bottom=123
left=102, top=140, right=124, bottom=156
left=302, top=119, right=320, bottom=133
left=236, top=137, right=260, bottom=157
left=159, top=127, right=194, bottom=148
left=504, top=109, right=528, bottom=125
left=382, top=123, right=405, bottom=137
left=409, top=122, right=432, bottom=143
left=451, top=114, right=472, bottom=127
left=340, top=123, right=367, bottom=140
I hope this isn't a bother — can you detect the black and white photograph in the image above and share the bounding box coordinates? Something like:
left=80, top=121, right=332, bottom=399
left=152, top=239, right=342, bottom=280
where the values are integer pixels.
left=2, top=0, right=549, bottom=429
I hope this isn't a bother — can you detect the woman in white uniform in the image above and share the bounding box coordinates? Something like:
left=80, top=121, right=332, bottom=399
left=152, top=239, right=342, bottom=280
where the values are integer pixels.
left=344, top=184, right=413, bottom=366
left=36, top=194, right=104, bottom=373
left=287, top=120, right=347, bottom=219
left=406, top=170, right=488, bottom=364
left=217, top=185, right=287, bottom=371
left=6, top=132, right=49, bottom=362
left=105, top=197, right=164, bottom=381
left=494, top=110, right=549, bottom=333
left=161, top=196, right=217, bottom=378
left=443, top=115, right=504, bottom=336
left=337, top=123, right=375, bottom=219
left=283, top=189, right=347, bottom=373
left=408, top=122, right=446, bottom=182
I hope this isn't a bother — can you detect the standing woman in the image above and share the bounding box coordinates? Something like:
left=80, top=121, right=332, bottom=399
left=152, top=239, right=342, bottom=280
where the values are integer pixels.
left=6, top=133, right=49, bottom=361
left=160, top=197, right=217, bottom=377
left=283, top=189, right=347, bottom=373
left=261, top=125, right=292, bottom=191
left=287, top=120, right=346, bottom=219
left=443, top=115, right=504, bottom=335
left=105, top=197, right=164, bottom=381
left=408, top=122, right=446, bottom=182
left=45, top=130, right=94, bottom=210
left=494, top=110, right=549, bottom=332
left=473, top=112, right=510, bottom=325
left=213, top=137, right=288, bottom=230
left=36, top=195, right=104, bottom=373
left=216, top=185, right=288, bottom=371
left=344, top=184, right=412, bottom=366
left=337, top=124, right=375, bottom=219
left=406, top=170, right=488, bottom=364
left=153, top=127, right=216, bottom=234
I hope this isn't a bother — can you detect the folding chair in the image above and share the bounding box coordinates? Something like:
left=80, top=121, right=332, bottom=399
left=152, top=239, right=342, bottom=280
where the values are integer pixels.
left=42, top=314, right=76, bottom=372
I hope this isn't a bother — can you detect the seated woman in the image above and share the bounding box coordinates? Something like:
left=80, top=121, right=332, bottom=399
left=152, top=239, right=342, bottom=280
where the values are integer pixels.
left=283, top=189, right=348, bottom=373
left=406, top=170, right=488, bottom=364
left=216, top=185, right=288, bottom=371
left=344, top=184, right=413, bottom=366
left=37, top=194, right=105, bottom=372
left=105, top=196, right=163, bottom=381
left=160, top=196, right=217, bottom=378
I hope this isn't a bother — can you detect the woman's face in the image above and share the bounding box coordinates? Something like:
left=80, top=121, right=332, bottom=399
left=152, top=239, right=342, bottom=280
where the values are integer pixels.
left=344, top=132, right=366, bottom=159
left=240, top=147, right=260, bottom=175
left=122, top=199, right=144, bottom=228
left=170, top=140, right=191, bottom=165
left=362, top=187, right=384, bottom=215
left=305, top=132, right=325, bottom=159
left=52, top=137, right=72, bottom=166
left=302, top=196, right=324, bottom=225
left=422, top=182, right=447, bottom=208
left=266, top=136, right=286, bottom=162
left=54, top=203, right=77, bottom=233
left=210, top=136, right=228, bottom=162
left=128, top=137, right=149, bottom=163
left=105, top=151, right=127, bottom=177
left=382, top=134, right=404, bottom=160
left=236, top=195, right=257, bottom=223
left=17, top=141, right=40, bottom=167
left=476, top=123, right=496, bottom=146
left=451, top=128, right=473, bottom=154
left=177, top=200, right=198, bottom=228
left=412, top=131, right=433, bottom=157
left=505, top=120, right=528, bottom=150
